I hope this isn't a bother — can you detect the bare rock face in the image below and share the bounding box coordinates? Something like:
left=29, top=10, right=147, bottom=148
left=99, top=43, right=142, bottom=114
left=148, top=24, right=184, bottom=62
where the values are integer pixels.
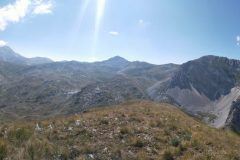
left=169, top=55, right=239, bottom=101
left=163, top=55, right=240, bottom=129
left=225, top=99, right=240, bottom=133
left=62, top=76, right=148, bottom=114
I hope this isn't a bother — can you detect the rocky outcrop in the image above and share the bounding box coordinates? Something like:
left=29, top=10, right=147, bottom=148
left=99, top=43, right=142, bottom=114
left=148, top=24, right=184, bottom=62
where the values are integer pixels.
left=225, top=99, right=240, bottom=133
left=62, top=76, right=148, bottom=114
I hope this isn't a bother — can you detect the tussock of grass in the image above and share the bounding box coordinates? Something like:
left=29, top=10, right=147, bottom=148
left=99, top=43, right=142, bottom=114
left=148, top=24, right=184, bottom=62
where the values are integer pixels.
left=0, top=101, right=239, bottom=159
left=0, top=140, right=7, bottom=160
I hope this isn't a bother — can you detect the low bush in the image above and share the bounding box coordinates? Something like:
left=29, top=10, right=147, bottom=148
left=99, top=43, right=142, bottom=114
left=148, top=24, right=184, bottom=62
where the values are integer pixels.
left=170, top=137, right=181, bottom=147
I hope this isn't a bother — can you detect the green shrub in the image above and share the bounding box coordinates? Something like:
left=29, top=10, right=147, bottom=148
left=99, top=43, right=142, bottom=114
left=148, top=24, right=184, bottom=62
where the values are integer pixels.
left=170, top=137, right=181, bottom=147
left=8, top=128, right=32, bottom=144
left=16, top=128, right=31, bottom=142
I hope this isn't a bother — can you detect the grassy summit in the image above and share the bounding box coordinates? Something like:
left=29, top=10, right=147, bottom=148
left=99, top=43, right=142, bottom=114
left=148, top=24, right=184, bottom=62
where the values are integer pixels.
left=0, top=101, right=239, bottom=160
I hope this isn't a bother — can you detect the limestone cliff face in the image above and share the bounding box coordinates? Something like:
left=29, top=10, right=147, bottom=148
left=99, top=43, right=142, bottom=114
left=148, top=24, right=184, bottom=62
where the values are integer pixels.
left=165, top=56, right=240, bottom=128
left=226, top=99, right=240, bottom=133
left=169, top=55, right=240, bottom=101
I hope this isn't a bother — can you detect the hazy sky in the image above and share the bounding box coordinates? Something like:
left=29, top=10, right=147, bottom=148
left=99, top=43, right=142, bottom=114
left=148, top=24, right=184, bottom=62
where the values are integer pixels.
left=1, top=0, right=240, bottom=64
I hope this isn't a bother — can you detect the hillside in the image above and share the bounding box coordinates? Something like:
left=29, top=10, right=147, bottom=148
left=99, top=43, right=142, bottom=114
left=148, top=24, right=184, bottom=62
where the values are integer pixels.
left=0, top=101, right=239, bottom=160
left=0, top=46, right=179, bottom=120
left=1, top=46, right=240, bottom=133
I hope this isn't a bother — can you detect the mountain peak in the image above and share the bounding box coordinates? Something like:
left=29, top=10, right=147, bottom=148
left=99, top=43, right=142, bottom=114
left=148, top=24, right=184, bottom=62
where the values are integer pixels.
left=106, top=56, right=128, bottom=62
left=196, top=55, right=240, bottom=66
left=0, top=46, right=53, bottom=65
left=0, top=46, right=19, bottom=55
left=97, top=56, right=129, bottom=69
left=0, top=46, right=25, bottom=63
left=0, top=45, right=13, bottom=51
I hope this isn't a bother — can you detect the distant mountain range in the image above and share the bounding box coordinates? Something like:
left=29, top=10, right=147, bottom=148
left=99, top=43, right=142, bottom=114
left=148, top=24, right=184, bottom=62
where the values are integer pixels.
left=0, top=46, right=53, bottom=65
left=0, top=46, right=239, bottom=133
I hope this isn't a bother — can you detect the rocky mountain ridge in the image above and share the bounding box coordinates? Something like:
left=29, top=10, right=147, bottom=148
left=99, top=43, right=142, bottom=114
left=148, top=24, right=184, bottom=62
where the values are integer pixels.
left=0, top=46, right=240, bottom=133
left=0, top=46, right=53, bottom=65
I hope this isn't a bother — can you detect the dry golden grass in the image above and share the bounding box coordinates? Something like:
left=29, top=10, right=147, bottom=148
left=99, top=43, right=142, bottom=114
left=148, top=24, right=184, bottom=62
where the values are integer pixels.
left=0, top=101, right=239, bottom=159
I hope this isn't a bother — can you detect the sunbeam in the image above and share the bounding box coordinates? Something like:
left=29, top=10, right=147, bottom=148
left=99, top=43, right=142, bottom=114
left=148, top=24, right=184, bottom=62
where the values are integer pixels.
left=92, top=0, right=106, bottom=55
left=76, top=0, right=90, bottom=31
left=96, top=0, right=106, bottom=28
left=68, top=0, right=90, bottom=45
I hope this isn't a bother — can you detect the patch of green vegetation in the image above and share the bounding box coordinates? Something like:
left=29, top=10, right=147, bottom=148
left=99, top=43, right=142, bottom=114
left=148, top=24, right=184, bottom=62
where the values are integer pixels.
left=8, top=128, right=32, bottom=145
left=197, top=111, right=217, bottom=123
left=170, top=136, right=181, bottom=147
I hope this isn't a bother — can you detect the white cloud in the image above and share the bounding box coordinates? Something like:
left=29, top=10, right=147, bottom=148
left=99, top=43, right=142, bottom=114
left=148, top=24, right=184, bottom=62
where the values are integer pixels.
left=108, top=31, right=119, bottom=36
left=237, top=35, right=240, bottom=46
left=0, top=0, right=53, bottom=31
left=237, top=36, right=240, bottom=41
left=0, top=0, right=31, bottom=31
left=33, top=0, right=53, bottom=14
left=0, top=40, right=7, bottom=47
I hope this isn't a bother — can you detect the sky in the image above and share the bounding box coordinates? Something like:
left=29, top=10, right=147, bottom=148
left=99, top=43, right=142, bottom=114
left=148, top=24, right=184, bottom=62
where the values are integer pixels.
left=0, top=0, right=240, bottom=64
